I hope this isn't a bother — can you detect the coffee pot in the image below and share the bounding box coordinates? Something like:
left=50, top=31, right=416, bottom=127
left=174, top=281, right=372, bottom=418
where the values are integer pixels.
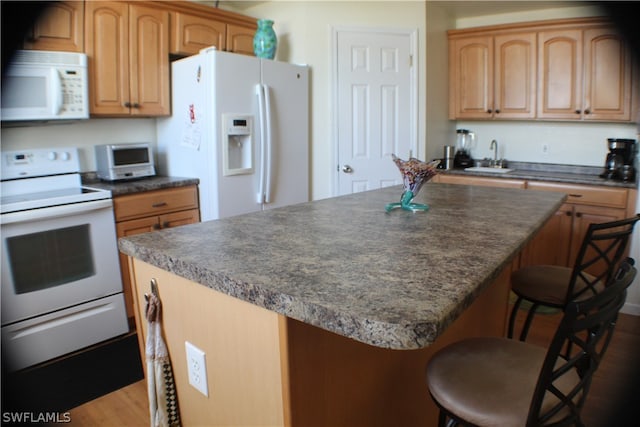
left=600, top=138, right=636, bottom=181
left=454, top=129, right=475, bottom=168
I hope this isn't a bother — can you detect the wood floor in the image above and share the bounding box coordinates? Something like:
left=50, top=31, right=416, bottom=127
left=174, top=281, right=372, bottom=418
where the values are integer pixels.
left=64, top=311, right=640, bottom=426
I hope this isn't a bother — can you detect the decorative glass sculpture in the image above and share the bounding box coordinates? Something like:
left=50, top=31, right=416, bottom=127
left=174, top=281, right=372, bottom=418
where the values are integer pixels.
left=385, top=155, right=440, bottom=212
left=253, top=19, right=277, bottom=59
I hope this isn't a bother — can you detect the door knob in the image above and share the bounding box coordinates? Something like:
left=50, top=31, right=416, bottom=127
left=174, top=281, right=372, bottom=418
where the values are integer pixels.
left=342, top=165, right=354, bottom=174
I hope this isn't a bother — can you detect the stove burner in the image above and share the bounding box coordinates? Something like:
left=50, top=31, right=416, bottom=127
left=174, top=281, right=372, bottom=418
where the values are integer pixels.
left=1, top=147, right=112, bottom=215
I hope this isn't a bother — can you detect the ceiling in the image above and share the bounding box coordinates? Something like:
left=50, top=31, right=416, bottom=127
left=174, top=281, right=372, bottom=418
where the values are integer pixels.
left=431, top=1, right=582, bottom=19
left=212, top=1, right=585, bottom=18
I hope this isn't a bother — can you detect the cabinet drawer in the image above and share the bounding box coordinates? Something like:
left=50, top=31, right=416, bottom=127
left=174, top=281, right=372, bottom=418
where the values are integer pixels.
left=437, top=174, right=527, bottom=189
left=526, top=182, right=628, bottom=209
left=114, top=185, right=199, bottom=221
left=159, top=209, right=200, bottom=229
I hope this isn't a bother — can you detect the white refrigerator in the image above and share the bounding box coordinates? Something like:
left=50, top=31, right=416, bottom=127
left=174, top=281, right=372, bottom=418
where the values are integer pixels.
left=156, top=48, right=309, bottom=222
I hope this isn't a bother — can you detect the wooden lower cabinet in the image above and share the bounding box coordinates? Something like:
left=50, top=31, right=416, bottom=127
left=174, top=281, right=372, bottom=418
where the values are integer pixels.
left=114, top=185, right=200, bottom=326
left=129, top=257, right=515, bottom=427
left=520, top=203, right=573, bottom=266
left=434, top=174, right=526, bottom=188
left=435, top=175, right=637, bottom=271
left=522, top=181, right=633, bottom=269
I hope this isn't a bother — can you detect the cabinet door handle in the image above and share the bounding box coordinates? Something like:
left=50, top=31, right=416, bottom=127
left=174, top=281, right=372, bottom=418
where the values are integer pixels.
left=575, top=212, right=582, bottom=218
left=568, top=194, right=583, bottom=198
left=152, top=202, right=168, bottom=208
left=584, top=109, right=591, bottom=114
left=162, top=222, right=170, bottom=229
left=566, top=211, right=573, bottom=216
left=575, top=109, right=581, bottom=114
left=133, top=103, right=140, bottom=109
left=487, top=109, right=492, bottom=113
left=153, top=223, right=161, bottom=230
left=124, top=101, right=131, bottom=108
left=495, top=109, right=500, bottom=114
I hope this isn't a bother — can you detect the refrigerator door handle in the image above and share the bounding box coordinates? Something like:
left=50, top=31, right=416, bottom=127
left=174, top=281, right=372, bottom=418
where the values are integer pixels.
left=263, top=84, right=273, bottom=204
left=256, top=84, right=266, bottom=204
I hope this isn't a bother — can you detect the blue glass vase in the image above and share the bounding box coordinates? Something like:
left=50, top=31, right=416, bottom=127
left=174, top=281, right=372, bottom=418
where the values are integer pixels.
left=253, top=19, right=277, bottom=59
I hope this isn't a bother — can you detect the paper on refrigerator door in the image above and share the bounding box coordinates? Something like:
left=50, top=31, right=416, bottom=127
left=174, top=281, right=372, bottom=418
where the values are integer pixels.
left=180, top=103, right=201, bottom=150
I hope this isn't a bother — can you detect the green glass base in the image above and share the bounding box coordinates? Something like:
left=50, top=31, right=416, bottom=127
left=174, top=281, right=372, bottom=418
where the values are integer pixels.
left=385, top=202, right=430, bottom=213
left=385, top=191, right=429, bottom=213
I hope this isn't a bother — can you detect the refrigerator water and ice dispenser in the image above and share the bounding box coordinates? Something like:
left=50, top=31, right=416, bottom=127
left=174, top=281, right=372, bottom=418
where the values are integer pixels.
left=222, top=114, right=253, bottom=176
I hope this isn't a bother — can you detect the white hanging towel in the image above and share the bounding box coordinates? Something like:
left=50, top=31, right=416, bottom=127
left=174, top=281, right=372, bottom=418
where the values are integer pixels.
left=145, top=281, right=181, bottom=427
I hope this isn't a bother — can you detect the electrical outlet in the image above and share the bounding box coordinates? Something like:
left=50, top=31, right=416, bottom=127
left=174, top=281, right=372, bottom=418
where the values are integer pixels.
left=185, top=341, right=208, bottom=396
left=542, top=143, right=550, bottom=155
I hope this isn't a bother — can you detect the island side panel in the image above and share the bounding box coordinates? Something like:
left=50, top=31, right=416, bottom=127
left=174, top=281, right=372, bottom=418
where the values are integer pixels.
left=130, top=259, right=289, bottom=426
left=284, top=259, right=515, bottom=427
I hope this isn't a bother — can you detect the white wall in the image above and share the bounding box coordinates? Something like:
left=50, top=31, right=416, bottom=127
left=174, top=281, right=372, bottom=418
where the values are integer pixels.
left=0, top=119, right=157, bottom=172
left=233, top=1, right=427, bottom=201
left=425, top=2, right=455, bottom=163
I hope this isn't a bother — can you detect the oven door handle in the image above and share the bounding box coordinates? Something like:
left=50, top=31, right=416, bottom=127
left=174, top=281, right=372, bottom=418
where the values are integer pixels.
left=0, top=199, right=113, bottom=225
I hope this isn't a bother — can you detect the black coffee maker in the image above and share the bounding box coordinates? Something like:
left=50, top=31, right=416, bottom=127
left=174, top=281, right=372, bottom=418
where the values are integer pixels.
left=600, top=138, right=636, bottom=181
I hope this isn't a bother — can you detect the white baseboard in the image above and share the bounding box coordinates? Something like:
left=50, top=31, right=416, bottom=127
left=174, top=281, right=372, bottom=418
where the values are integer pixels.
left=621, top=302, right=640, bottom=316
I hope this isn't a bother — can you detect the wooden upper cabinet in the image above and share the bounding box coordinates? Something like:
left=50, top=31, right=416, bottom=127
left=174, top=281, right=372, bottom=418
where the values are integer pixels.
left=583, top=26, right=632, bottom=121
left=449, top=36, right=493, bottom=119
left=129, top=4, right=170, bottom=116
left=537, top=29, right=584, bottom=119
left=171, top=12, right=226, bottom=55
left=226, top=24, right=256, bottom=55
left=167, top=3, right=257, bottom=57
left=450, top=17, right=637, bottom=123
left=538, top=25, right=632, bottom=121
left=449, top=32, right=536, bottom=120
left=494, top=32, right=536, bottom=119
left=23, top=1, right=84, bottom=52
left=85, top=1, right=129, bottom=116
left=85, top=1, right=169, bottom=116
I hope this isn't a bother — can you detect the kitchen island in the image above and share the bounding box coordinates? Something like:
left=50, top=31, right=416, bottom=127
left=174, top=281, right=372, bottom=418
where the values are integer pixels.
left=119, top=183, right=566, bottom=426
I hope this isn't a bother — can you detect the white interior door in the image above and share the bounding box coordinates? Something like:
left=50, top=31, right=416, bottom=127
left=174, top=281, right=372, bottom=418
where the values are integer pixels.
left=334, top=27, right=417, bottom=196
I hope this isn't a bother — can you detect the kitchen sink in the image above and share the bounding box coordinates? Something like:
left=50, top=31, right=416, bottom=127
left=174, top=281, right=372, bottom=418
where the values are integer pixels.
left=464, top=166, right=514, bottom=174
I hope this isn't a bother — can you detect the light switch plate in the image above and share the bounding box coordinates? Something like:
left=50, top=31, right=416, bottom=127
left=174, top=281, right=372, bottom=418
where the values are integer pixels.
left=185, top=341, right=208, bottom=396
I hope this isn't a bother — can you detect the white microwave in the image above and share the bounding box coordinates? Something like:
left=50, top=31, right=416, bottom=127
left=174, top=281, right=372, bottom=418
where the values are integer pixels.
left=95, top=143, right=156, bottom=181
left=1, top=50, right=89, bottom=122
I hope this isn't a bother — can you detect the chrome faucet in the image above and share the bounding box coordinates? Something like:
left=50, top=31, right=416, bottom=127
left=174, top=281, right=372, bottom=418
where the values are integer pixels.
left=490, top=139, right=498, bottom=167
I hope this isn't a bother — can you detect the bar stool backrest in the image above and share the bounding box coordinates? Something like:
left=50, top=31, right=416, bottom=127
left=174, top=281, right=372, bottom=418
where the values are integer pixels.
left=566, top=214, right=640, bottom=303
left=527, top=259, right=636, bottom=426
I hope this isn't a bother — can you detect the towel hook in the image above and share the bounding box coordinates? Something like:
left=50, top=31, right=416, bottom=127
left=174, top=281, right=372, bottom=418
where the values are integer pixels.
left=150, top=278, right=159, bottom=296
left=145, top=278, right=159, bottom=303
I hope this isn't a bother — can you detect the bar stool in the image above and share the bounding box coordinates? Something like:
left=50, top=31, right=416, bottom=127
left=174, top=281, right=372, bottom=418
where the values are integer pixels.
left=508, top=214, right=639, bottom=341
left=426, top=259, right=636, bottom=427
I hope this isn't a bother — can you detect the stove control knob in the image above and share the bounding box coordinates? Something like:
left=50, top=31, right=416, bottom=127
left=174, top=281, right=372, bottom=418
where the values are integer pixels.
left=60, top=151, right=70, bottom=161
left=48, top=152, right=57, bottom=160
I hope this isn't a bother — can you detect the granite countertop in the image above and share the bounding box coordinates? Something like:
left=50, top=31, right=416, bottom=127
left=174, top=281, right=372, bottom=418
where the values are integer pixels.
left=82, top=174, right=199, bottom=197
left=119, top=184, right=566, bottom=350
left=443, top=161, right=638, bottom=189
